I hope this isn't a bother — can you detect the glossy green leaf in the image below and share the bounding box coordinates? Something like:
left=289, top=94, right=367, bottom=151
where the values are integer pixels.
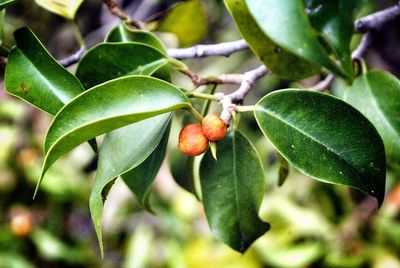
left=200, top=130, right=270, bottom=252
left=338, top=71, right=400, bottom=162
left=306, top=0, right=360, bottom=75
left=224, top=0, right=319, bottom=80
left=35, top=0, right=83, bottom=19
left=105, top=24, right=171, bottom=82
left=157, top=0, right=208, bottom=47
left=76, top=42, right=169, bottom=89
left=38, top=75, right=191, bottom=194
left=0, top=0, right=18, bottom=10
left=122, top=122, right=170, bottom=211
left=90, top=114, right=171, bottom=255
left=106, top=24, right=166, bottom=54
left=245, top=0, right=349, bottom=79
left=255, top=89, right=386, bottom=205
left=4, top=27, right=84, bottom=115
left=169, top=148, right=198, bottom=197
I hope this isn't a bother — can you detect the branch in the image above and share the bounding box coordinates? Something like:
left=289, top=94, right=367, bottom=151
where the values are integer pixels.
left=335, top=196, right=378, bottom=247
left=167, top=39, right=249, bottom=60
left=217, top=65, right=269, bottom=124
left=355, top=2, right=400, bottom=33
left=103, top=0, right=146, bottom=29
left=351, top=32, right=373, bottom=62
left=308, top=74, right=335, bottom=92
left=352, top=3, right=400, bottom=61
left=59, top=47, right=87, bottom=67
left=178, top=68, right=247, bottom=87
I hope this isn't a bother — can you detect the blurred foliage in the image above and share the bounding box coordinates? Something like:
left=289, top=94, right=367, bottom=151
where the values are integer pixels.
left=0, top=0, right=399, bottom=267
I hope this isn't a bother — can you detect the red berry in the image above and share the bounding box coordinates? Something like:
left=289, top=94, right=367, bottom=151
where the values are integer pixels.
left=178, top=124, right=209, bottom=156
left=202, top=114, right=227, bottom=142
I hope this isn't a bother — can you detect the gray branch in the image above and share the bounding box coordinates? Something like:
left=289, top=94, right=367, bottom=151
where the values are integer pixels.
left=218, top=65, right=269, bottom=124
left=352, top=3, right=400, bottom=60
left=167, top=39, right=249, bottom=60
left=59, top=47, right=87, bottom=67
left=355, top=2, right=400, bottom=33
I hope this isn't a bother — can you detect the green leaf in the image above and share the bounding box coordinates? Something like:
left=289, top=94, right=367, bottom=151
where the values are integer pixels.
left=122, top=122, right=171, bottom=211
left=104, top=24, right=171, bottom=82
left=90, top=114, right=171, bottom=256
left=306, top=0, right=360, bottom=75
left=4, top=27, right=84, bottom=116
left=157, top=0, right=208, bottom=47
left=338, top=71, right=400, bottom=163
left=169, top=148, right=199, bottom=198
left=0, top=0, right=18, bottom=10
left=38, top=75, right=191, bottom=194
left=245, top=0, right=350, bottom=79
left=35, top=0, right=83, bottom=19
left=255, top=89, right=386, bottom=205
left=76, top=42, right=169, bottom=89
left=4, top=27, right=97, bottom=152
left=200, top=130, right=270, bottom=252
left=106, top=24, right=166, bottom=54
left=224, top=0, right=319, bottom=80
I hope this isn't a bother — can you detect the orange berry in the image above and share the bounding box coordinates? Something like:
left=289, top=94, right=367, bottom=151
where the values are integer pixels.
left=178, top=124, right=209, bottom=156
left=202, top=114, right=227, bottom=142
left=11, top=213, right=32, bottom=237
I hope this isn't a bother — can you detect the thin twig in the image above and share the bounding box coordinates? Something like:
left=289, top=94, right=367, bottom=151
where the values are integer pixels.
left=217, top=65, right=269, bottom=124
left=335, top=196, right=378, bottom=247
left=355, top=2, right=400, bottom=33
left=103, top=0, right=146, bottom=29
left=167, top=39, right=249, bottom=60
left=352, top=32, right=373, bottom=62
left=309, top=74, right=335, bottom=92
left=59, top=47, right=87, bottom=67
left=179, top=68, right=246, bottom=87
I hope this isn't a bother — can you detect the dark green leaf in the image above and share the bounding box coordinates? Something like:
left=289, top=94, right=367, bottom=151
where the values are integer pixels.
left=338, top=71, right=400, bottom=163
left=245, top=0, right=350, bottom=79
left=106, top=24, right=166, bottom=54
left=4, top=27, right=84, bottom=115
left=0, top=0, right=18, bottom=10
left=169, top=148, right=199, bottom=198
left=90, top=114, right=171, bottom=255
left=38, top=75, right=191, bottom=194
left=306, top=0, right=360, bottom=75
left=122, top=122, right=171, bottom=211
left=255, top=89, right=386, bottom=204
left=76, top=42, right=168, bottom=89
left=224, top=0, right=319, bottom=80
left=157, top=0, right=208, bottom=47
left=200, top=130, right=270, bottom=252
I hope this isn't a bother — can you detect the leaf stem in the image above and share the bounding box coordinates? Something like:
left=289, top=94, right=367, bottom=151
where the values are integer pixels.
left=201, top=84, right=218, bottom=116
left=189, top=107, right=204, bottom=123
left=236, top=105, right=255, bottom=112
left=186, top=92, right=219, bottom=101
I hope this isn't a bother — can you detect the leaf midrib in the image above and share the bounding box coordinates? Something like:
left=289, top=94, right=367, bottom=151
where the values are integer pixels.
left=258, top=106, right=376, bottom=191
left=231, top=131, right=245, bottom=247
left=18, top=47, right=82, bottom=105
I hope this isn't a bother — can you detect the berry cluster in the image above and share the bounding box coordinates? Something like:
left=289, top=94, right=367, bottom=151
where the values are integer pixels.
left=178, top=114, right=227, bottom=156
